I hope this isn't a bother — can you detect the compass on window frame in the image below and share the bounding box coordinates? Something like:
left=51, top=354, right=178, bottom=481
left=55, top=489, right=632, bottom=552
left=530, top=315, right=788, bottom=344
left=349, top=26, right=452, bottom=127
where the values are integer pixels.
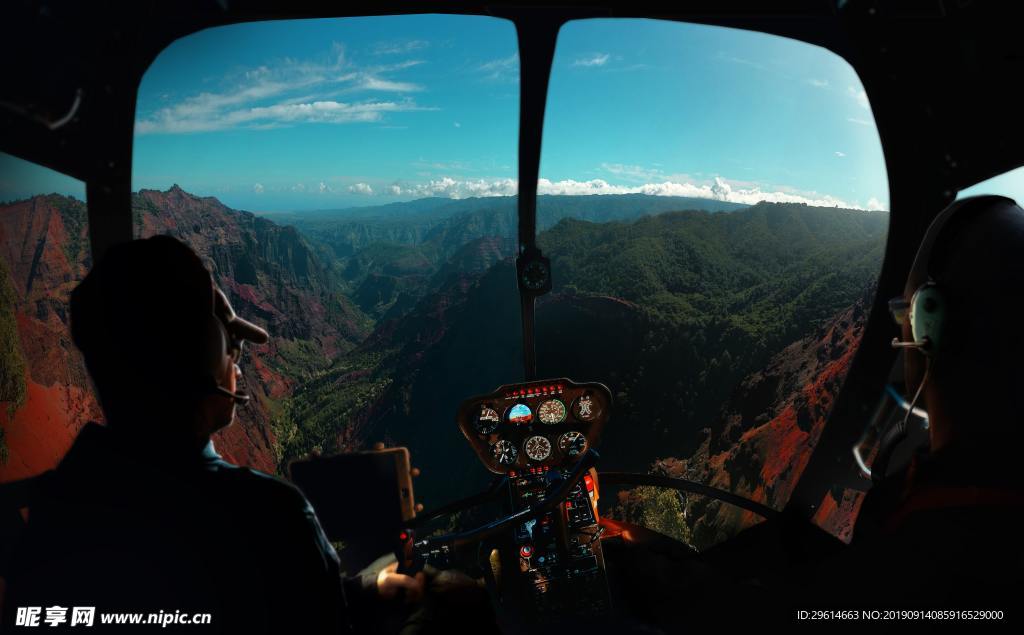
left=516, top=249, right=551, bottom=296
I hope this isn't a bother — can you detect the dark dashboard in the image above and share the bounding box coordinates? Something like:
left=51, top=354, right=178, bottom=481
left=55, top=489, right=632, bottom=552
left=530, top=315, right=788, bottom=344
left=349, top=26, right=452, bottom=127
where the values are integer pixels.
left=457, top=379, right=611, bottom=473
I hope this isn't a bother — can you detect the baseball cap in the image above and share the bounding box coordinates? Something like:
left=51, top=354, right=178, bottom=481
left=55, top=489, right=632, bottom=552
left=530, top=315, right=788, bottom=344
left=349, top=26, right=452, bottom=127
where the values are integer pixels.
left=214, top=285, right=268, bottom=346
left=70, top=235, right=268, bottom=397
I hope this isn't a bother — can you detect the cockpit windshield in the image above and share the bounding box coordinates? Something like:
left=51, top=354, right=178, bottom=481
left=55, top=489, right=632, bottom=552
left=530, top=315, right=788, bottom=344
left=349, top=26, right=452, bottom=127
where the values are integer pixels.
left=1, top=14, right=889, bottom=554
left=131, top=15, right=523, bottom=505
left=537, top=19, right=889, bottom=548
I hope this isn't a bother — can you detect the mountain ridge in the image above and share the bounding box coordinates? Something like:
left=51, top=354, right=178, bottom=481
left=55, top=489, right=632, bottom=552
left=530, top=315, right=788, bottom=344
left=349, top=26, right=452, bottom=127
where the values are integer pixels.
left=269, top=202, right=887, bottom=509
left=0, top=188, right=372, bottom=479
left=1, top=186, right=883, bottom=547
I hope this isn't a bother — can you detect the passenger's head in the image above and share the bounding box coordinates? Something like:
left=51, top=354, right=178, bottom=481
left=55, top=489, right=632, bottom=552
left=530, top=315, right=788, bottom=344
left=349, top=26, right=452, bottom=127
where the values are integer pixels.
left=901, top=196, right=1024, bottom=453
left=70, top=235, right=268, bottom=444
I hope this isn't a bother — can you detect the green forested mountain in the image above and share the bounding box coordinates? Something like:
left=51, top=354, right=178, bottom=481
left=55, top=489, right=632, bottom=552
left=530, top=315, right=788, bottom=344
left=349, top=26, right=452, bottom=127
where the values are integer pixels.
left=540, top=203, right=887, bottom=333
left=272, top=202, right=888, bottom=504
left=269, top=194, right=747, bottom=257
left=2, top=189, right=887, bottom=527
left=270, top=194, right=748, bottom=321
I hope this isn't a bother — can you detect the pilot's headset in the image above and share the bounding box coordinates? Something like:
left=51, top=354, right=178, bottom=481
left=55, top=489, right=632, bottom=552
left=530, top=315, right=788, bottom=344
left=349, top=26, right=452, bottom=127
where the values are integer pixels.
left=893, top=194, right=1020, bottom=357
left=856, top=195, right=1018, bottom=480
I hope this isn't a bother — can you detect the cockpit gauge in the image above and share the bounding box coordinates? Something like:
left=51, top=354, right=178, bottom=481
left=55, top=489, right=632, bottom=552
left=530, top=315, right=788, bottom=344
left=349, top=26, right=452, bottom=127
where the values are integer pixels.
left=523, top=435, right=552, bottom=462
left=491, top=439, right=518, bottom=465
left=558, top=431, right=588, bottom=457
left=507, top=403, right=533, bottom=425
left=521, top=259, right=550, bottom=292
left=571, top=392, right=600, bottom=422
left=475, top=405, right=501, bottom=434
left=457, top=379, right=611, bottom=474
left=537, top=399, right=567, bottom=425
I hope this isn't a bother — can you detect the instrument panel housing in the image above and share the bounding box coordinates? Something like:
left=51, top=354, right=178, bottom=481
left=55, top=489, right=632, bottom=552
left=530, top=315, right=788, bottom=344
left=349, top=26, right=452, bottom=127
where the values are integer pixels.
left=456, top=378, right=612, bottom=474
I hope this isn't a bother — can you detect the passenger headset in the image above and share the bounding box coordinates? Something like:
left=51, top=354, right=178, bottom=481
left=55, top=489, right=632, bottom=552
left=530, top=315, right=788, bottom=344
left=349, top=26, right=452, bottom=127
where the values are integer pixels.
left=857, top=195, right=1016, bottom=481
left=893, top=195, right=1018, bottom=356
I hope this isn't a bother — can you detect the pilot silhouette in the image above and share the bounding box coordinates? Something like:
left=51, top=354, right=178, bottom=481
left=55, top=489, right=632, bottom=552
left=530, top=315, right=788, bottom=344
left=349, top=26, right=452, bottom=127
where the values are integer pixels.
left=850, top=196, right=1024, bottom=605
left=0, top=235, right=422, bottom=633
left=785, top=196, right=1024, bottom=614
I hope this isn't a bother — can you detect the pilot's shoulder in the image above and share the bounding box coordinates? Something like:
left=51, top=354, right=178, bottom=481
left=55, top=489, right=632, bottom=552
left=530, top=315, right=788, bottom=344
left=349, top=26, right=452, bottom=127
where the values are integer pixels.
left=213, top=461, right=313, bottom=513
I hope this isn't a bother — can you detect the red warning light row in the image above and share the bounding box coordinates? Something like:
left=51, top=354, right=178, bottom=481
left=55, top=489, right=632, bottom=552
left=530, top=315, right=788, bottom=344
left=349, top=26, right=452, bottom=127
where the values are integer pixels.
left=504, top=384, right=565, bottom=399
left=508, top=465, right=551, bottom=478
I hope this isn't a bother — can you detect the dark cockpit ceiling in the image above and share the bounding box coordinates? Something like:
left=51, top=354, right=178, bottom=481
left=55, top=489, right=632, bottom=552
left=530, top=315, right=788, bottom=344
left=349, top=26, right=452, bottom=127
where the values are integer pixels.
left=1, top=0, right=1021, bottom=519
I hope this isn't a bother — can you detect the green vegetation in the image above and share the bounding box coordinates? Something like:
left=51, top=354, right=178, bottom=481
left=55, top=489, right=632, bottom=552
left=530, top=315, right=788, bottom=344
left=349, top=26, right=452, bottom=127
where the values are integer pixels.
left=540, top=204, right=886, bottom=329
left=274, top=194, right=747, bottom=324
left=607, top=486, right=693, bottom=547
left=274, top=201, right=887, bottom=503
left=53, top=194, right=90, bottom=268
left=270, top=351, right=395, bottom=465
left=0, top=257, right=27, bottom=464
left=265, top=339, right=332, bottom=384
left=531, top=203, right=886, bottom=457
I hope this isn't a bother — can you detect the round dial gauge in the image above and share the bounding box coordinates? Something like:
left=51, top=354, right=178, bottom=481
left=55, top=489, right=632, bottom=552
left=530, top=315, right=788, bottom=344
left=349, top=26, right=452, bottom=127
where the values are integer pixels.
left=507, top=403, right=533, bottom=425
left=475, top=405, right=500, bottom=434
left=491, top=439, right=518, bottom=466
left=524, top=435, right=552, bottom=462
left=571, top=392, right=601, bottom=422
left=537, top=399, right=567, bottom=425
left=558, top=431, right=588, bottom=457
left=521, top=260, right=550, bottom=291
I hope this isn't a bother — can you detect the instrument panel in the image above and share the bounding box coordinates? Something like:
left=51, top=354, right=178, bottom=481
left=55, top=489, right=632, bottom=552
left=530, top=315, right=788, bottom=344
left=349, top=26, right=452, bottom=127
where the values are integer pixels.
left=457, top=378, right=611, bottom=474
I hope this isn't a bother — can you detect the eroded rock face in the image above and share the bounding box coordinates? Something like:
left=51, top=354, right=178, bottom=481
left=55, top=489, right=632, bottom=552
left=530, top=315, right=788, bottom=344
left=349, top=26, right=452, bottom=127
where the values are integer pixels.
left=656, top=289, right=873, bottom=549
left=0, top=188, right=369, bottom=480
left=0, top=195, right=99, bottom=480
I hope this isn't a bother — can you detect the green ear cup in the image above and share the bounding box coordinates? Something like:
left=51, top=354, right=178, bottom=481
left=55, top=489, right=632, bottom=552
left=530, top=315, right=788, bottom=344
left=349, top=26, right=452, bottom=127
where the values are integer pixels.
left=910, top=283, right=944, bottom=357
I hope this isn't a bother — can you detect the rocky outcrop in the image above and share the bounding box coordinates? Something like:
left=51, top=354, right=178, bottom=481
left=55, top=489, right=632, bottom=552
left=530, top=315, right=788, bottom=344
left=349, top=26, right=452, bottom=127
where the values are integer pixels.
left=0, top=188, right=370, bottom=481
left=656, top=289, right=873, bottom=550
left=0, top=195, right=101, bottom=480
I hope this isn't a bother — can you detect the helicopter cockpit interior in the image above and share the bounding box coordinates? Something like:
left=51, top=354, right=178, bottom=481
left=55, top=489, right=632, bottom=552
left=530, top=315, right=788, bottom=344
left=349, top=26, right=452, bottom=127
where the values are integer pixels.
left=3, top=1, right=1024, bottom=631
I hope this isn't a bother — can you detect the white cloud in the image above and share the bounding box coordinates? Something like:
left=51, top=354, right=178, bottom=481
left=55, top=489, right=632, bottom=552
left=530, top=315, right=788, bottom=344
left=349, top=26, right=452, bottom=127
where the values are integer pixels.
left=719, top=54, right=768, bottom=71
left=372, top=39, right=429, bottom=55
left=478, top=53, right=519, bottom=81
left=370, top=60, right=425, bottom=73
left=318, top=181, right=331, bottom=194
left=572, top=53, right=610, bottom=68
left=867, top=197, right=886, bottom=211
left=348, top=182, right=373, bottom=195
left=848, top=86, right=870, bottom=110
left=453, top=121, right=461, bottom=128
left=137, top=99, right=431, bottom=134
left=253, top=183, right=264, bottom=194
left=846, top=117, right=872, bottom=127
left=374, top=174, right=883, bottom=210
left=136, top=45, right=434, bottom=135
left=387, top=177, right=518, bottom=199
left=834, top=151, right=846, bottom=157
left=806, top=78, right=830, bottom=88
left=536, top=177, right=860, bottom=207
left=358, top=77, right=422, bottom=92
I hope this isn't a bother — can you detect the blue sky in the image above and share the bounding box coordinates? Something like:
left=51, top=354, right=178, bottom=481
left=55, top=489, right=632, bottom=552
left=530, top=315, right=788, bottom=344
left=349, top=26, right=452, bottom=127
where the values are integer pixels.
left=3, top=16, right=900, bottom=211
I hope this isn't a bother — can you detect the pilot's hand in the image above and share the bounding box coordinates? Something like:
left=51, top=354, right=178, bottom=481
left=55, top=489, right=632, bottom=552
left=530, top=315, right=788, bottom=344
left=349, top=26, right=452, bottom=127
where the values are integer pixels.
left=376, top=561, right=426, bottom=603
